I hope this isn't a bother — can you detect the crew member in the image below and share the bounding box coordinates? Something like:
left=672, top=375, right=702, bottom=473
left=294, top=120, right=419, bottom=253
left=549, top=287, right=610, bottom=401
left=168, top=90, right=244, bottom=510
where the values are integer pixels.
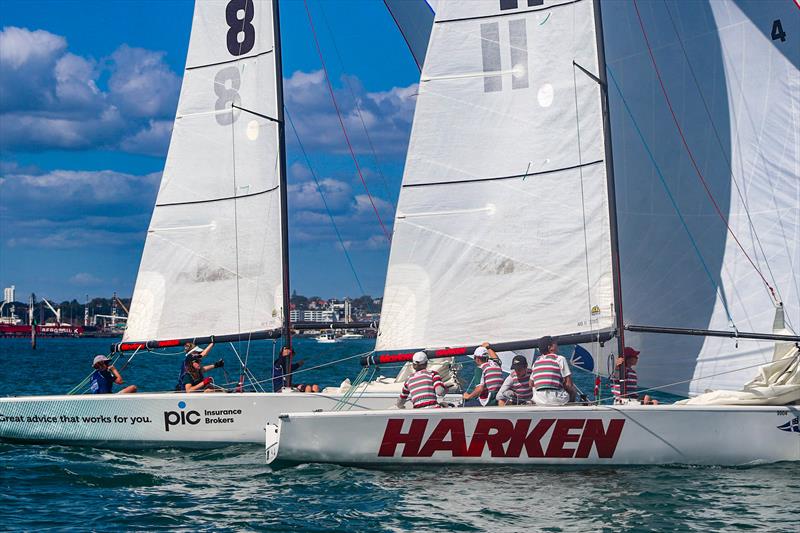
left=175, top=339, right=215, bottom=391
left=497, top=355, right=533, bottom=406
left=463, top=344, right=504, bottom=406
left=612, top=346, right=658, bottom=405
left=182, top=355, right=225, bottom=392
left=396, top=351, right=446, bottom=409
left=89, top=355, right=137, bottom=394
left=272, top=346, right=304, bottom=392
left=531, top=336, right=576, bottom=406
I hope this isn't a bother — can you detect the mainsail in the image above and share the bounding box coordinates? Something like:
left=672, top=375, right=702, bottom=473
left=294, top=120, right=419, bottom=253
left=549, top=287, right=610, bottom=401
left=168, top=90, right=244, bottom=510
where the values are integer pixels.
left=125, top=0, right=286, bottom=344
left=604, top=0, right=799, bottom=395
left=377, top=0, right=617, bottom=352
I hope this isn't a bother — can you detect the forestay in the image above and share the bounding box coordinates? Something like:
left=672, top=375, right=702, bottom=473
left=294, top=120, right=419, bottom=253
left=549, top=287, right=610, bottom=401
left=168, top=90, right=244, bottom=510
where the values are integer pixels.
left=378, top=0, right=616, bottom=352
left=125, top=0, right=284, bottom=343
left=603, top=0, right=799, bottom=395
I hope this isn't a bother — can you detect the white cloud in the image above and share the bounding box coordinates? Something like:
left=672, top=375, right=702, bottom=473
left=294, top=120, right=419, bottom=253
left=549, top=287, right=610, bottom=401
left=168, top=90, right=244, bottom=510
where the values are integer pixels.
left=0, top=27, right=179, bottom=156
left=69, top=272, right=103, bottom=285
left=284, top=69, right=417, bottom=156
left=107, top=45, right=180, bottom=118
left=119, top=119, right=173, bottom=157
left=289, top=178, right=353, bottom=213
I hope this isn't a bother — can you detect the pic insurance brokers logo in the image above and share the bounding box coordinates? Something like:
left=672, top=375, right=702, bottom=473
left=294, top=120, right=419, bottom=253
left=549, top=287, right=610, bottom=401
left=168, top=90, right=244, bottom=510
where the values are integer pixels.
left=164, top=401, right=201, bottom=431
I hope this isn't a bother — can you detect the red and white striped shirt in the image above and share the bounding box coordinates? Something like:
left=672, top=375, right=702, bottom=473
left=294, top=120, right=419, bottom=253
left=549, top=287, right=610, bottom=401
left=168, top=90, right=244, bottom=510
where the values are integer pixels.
left=479, top=360, right=504, bottom=397
left=611, top=367, right=638, bottom=399
left=400, top=369, right=446, bottom=408
left=498, top=369, right=533, bottom=403
left=532, top=354, right=569, bottom=391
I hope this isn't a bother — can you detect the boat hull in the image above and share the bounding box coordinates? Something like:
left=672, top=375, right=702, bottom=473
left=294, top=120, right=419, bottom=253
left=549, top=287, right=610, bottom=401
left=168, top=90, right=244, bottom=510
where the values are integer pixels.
left=266, top=405, right=800, bottom=466
left=0, top=392, right=400, bottom=448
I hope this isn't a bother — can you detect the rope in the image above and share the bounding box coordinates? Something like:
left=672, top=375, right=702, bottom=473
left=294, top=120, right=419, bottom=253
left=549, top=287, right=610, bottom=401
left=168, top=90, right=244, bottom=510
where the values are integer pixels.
left=317, top=0, right=397, bottom=212
left=285, top=107, right=367, bottom=295
left=302, top=0, right=392, bottom=243
left=632, top=0, right=779, bottom=304
left=607, top=65, right=736, bottom=326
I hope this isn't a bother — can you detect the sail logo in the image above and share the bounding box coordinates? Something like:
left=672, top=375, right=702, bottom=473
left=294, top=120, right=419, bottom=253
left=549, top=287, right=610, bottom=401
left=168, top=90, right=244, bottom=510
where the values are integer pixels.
left=777, top=417, right=799, bottom=434
left=163, top=401, right=201, bottom=432
left=378, top=417, right=625, bottom=458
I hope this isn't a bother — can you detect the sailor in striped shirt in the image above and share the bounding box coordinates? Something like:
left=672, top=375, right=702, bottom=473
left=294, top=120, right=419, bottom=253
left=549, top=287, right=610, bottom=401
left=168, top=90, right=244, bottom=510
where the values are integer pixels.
left=531, top=336, right=577, bottom=406
left=396, top=351, right=447, bottom=409
left=612, top=346, right=658, bottom=405
left=463, top=344, right=504, bottom=406
left=497, top=355, right=534, bottom=406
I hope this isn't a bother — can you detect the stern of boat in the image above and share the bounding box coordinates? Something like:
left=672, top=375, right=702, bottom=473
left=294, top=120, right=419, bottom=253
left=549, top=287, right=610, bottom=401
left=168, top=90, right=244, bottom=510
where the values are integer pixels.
left=265, top=418, right=281, bottom=464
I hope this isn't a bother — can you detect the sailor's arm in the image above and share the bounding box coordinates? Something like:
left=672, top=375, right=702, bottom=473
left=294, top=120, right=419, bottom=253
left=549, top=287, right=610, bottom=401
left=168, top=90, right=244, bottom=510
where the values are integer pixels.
left=108, top=365, right=124, bottom=385
left=496, top=375, right=513, bottom=406
left=463, top=383, right=485, bottom=400
left=564, top=375, right=577, bottom=402
left=481, top=342, right=499, bottom=361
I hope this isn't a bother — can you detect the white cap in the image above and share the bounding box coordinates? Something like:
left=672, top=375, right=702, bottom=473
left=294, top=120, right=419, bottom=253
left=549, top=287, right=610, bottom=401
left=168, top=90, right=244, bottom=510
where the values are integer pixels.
left=412, top=351, right=428, bottom=364
left=470, top=346, right=489, bottom=359
left=92, top=355, right=110, bottom=367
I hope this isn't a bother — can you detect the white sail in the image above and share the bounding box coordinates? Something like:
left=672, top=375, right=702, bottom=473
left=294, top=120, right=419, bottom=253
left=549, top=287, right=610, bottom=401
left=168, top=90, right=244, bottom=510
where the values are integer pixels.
left=125, top=0, right=284, bottom=342
left=603, top=0, right=799, bottom=395
left=377, top=0, right=616, bottom=352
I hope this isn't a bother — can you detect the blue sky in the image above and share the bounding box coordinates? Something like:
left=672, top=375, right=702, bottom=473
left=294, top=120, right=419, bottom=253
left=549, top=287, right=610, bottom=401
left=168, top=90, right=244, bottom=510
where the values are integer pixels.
left=0, top=0, right=421, bottom=302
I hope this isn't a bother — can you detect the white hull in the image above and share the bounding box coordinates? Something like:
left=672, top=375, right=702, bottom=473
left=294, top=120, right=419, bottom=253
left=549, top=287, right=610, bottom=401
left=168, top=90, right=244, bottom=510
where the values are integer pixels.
left=0, top=392, right=400, bottom=448
left=266, top=405, right=800, bottom=466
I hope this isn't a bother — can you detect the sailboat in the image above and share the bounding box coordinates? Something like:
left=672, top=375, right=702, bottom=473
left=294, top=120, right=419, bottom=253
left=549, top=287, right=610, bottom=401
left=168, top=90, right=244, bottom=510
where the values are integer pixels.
left=0, top=0, right=459, bottom=448
left=266, top=0, right=800, bottom=466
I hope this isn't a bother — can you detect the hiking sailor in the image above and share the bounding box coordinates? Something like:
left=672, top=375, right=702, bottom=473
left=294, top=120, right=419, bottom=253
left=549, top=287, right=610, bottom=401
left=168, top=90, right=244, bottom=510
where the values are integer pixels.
left=175, top=339, right=215, bottom=391
left=89, top=355, right=137, bottom=394
left=531, top=336, right=577, bottom=406
left=272, top=346, right=305, bottom=392
left=463, top=344, right=504, bottom=406
left=182, top=354, right=225, bottom=392
left=612, top=346, right=659, bottom=405
left=396, top=351, right=447, bottom=409
left=497, top=354, right=534, bottom=406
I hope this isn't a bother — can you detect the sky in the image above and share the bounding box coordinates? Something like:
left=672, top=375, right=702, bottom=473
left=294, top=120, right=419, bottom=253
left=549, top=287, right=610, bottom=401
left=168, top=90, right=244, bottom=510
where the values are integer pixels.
left=0, top=0, right=422, bottom=303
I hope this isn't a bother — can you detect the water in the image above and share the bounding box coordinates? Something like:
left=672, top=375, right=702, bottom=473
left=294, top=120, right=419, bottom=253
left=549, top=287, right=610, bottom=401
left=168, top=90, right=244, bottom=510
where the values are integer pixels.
left=1, top=337, right=798, bottom=531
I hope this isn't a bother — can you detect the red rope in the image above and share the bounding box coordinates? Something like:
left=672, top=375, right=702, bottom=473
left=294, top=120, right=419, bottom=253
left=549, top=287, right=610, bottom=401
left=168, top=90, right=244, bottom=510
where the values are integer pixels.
left=632, top=0, right=777, bottom=303
left=302, top=0, right=392, bottom=243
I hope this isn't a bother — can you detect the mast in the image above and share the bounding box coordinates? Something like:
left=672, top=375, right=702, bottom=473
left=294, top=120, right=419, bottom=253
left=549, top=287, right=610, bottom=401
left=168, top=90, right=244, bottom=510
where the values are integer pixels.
left=272, top=0, right=293, bottom=384
left=592, top=0, right=626, bottom=392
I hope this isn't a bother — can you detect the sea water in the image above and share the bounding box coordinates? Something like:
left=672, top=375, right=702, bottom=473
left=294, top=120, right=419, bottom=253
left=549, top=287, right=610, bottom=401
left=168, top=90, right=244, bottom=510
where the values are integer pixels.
left=1, top=337, right=797, bottom=531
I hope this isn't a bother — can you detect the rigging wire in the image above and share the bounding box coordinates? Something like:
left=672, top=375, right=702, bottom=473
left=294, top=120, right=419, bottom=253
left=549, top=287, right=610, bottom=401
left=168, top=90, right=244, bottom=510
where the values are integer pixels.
left=607, top=65, right=736, bottom=326
left=632, top=0, right=779, bottom=306
left=302, top=0, right=392, bottom=243
left=285, top=107, right=367, bottom=295
left=316, top=0, right=397, bottom=211
left=661, top=1, right=783, bottom=297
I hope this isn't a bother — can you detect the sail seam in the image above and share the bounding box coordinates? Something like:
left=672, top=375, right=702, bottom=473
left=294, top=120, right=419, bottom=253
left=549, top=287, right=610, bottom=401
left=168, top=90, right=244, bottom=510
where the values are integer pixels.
left=185, top=49, right=274, bottom=71
left=155, top=185, right=279, bottom=207
left=401, top=159, right=603, bottom=188
left=434, top=0, right=584, bottom=25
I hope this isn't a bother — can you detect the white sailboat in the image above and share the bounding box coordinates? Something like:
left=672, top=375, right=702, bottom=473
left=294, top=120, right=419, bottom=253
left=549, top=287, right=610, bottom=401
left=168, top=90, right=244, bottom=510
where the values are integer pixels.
left=0, top=0, right=459, bottom=449
left=266, top=0, right=800, bottom=466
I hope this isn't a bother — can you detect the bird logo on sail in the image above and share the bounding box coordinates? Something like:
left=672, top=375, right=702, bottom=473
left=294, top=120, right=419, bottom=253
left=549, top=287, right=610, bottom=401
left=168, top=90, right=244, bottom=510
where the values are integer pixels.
left=777, top=417, right=799, bottom=433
